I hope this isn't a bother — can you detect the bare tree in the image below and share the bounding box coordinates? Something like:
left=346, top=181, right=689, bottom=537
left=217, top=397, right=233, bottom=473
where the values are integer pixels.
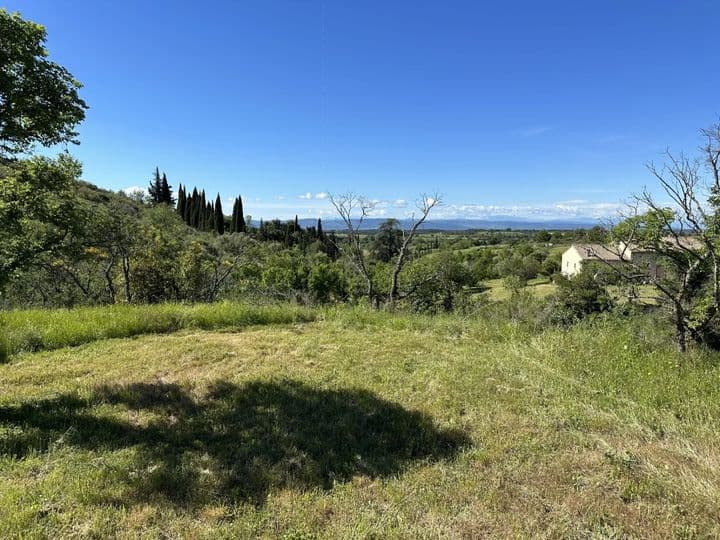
left=329, top=194, right=377, bottom=306
left=388, top=194, right=441, bottom=309
left=330, top=192, right=441, bottom=310
left=608, top=122, right=720, bottom=352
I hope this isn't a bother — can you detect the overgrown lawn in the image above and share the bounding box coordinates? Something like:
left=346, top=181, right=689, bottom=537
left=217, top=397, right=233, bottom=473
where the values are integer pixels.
left=1, top=307, right=719, bottom=537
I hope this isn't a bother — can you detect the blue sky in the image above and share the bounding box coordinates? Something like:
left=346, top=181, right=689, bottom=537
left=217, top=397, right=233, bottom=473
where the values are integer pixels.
left=6, top=0, right=720, bottom=220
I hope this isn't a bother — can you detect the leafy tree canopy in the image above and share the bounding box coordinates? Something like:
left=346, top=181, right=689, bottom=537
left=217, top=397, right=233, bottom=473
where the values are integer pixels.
left=0, top=153, right=83, bottom=290
left=0, top=9, right=88, bottom=158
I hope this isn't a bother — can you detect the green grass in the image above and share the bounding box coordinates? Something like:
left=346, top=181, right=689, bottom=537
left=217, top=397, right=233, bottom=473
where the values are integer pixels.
left=0, top=301, right=316, bottom=360
left=484, top=276, right=558, bottom=301
left=1, top=306, right=720, bottom=537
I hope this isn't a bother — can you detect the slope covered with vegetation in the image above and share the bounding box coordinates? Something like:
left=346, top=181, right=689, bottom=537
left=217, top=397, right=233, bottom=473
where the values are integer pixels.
left=1, top=304, right=719, bottom=538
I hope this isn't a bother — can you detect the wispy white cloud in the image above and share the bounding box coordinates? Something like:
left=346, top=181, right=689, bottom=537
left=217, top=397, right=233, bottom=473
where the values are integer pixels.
left=430, top=200, right=624, bottom=220
left=315, top=192, right=328, bottom=200
left=241, top=193, right=624, bottom=221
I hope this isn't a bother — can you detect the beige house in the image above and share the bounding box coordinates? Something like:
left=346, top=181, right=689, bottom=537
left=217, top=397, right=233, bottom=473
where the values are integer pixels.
left=561, top=237, right=703, bottom=278
left=561, top=244, right=624, bottom=277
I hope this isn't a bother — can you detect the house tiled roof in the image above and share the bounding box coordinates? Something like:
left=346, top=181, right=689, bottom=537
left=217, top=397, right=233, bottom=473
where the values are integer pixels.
left=572, top=244, right=623, bottom=261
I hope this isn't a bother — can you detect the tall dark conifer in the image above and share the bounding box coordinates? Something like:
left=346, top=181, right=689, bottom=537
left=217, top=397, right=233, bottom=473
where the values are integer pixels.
left=214, top=194, right=224, bottom=235
left=177, top=184, right=186, bottom=218
left=205, top=201, right=213, bottom=232
left=160, top=173, right=174, bottom=205
left=236, top=196, right=246, bottom=232
left=199, top=191, right=207, bottom=230
left=191, top=188, right=200, bottom=228
left=230, top=198, right=238, bottom=233
left=317, top=218, right=324, bottom=240
left=148, top=167, right=162, bottom=205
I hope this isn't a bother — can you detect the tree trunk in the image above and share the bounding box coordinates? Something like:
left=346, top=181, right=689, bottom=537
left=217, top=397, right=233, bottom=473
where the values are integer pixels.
left=122, top=255, right=132, bottom=303
left=104, top=256, right=117, bottom=304
left=674, top=302, right=687, bottom=353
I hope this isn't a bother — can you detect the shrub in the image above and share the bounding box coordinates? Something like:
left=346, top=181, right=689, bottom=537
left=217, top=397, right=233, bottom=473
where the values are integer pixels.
left=550, top=270, right=613, bottom=325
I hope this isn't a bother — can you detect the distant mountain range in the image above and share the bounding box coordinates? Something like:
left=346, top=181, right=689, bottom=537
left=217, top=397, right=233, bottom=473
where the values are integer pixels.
left=293, top=217, right=602, bottom=231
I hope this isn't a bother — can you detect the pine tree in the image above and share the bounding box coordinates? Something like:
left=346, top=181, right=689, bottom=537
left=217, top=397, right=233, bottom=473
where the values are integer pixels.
left=148, top=167, right=162, bottom=205
left=214, top=194, right=224, bottom=235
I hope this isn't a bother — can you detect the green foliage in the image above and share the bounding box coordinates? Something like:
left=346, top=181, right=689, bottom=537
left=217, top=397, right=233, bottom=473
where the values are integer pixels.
left=540, top=253, right=561, bottom=276
left=308, top=262, right=348, bottom=303
left=0, top=9, right=87, bottom=157
left=551, top=270, right=614, bottom=324
left=403, top=252, right=475, bottom=313
left=129, top=206, right=185, bottom=303
left=372, top=219, right=403, bottom=262
left=230, top=195, right=246, bottom=233
left=535, top=230, right=552, bottom=242
left=0, top=154, right=83, bottom=291
left=584, top=225, right=608, bottom=242
left=214, top=194, right=224, bottom=234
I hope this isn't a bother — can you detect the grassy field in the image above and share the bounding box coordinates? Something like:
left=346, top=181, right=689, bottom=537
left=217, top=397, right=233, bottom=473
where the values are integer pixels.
left=2, top=305, right=720, bottom=537
left=0, top=302, right=316, bottom=361
left=483, top=277, right=558, bottom=301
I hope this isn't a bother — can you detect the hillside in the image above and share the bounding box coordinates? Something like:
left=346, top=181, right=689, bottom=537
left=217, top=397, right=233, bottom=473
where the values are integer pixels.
left=1, top=305, right=719, bottom=538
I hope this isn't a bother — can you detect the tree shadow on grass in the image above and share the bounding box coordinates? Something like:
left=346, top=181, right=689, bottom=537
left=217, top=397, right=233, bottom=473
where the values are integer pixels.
left=0, top=379, right=470, bottom=506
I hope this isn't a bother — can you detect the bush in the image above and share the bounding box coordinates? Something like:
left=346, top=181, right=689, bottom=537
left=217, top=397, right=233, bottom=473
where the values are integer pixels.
left=549, top=271, right=613, bottom=325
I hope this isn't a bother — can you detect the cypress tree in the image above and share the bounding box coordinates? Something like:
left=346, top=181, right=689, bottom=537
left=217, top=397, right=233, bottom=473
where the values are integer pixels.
left=230, top=198, right=238, bottom=233
left=190, top=188, right=198, bottom=228
left=177, top=184, right=186, bottom=218
left=317, top=218, right=324, bottom=240
left=236, top=196, right=246, bottom=232
left=199, top=191, right=206, bottom=230
left=148, top=167, right=162, bottom=205
left=214, top=194, right=224, bottom=235
left=160, top=173, right=174, bottom=205
left=191, top=188, right=200, bottom=228
left=206, top=201, right=213, bottom=232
